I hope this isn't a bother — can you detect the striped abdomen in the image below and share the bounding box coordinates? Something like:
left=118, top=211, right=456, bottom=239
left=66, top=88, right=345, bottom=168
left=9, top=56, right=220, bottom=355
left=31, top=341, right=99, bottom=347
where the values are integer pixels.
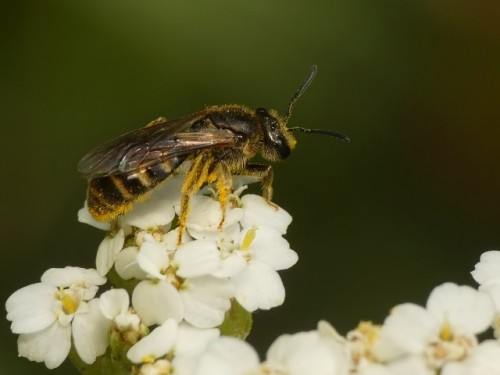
left=87, top=156, right=186, bottom=221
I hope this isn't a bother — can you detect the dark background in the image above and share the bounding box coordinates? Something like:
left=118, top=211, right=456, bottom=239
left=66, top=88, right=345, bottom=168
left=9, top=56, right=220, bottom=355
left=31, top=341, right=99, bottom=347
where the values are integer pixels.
left=1, top=1, right=500, bottom=373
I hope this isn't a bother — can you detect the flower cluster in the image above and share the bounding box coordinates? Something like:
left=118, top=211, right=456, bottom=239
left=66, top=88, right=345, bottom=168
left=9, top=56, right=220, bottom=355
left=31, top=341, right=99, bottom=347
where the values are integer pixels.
left=5, top=165, right=500, bottom=374
left=6, top=170, right=298, bottom=373
left=192, top=269, right=500, bottom=375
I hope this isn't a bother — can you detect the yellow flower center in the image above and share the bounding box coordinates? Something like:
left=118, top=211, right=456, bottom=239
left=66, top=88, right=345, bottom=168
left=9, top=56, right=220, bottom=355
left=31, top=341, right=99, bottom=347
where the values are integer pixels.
left=241, top=226, right=257, bottom=250
left=58, top=289, right=80, bottom=315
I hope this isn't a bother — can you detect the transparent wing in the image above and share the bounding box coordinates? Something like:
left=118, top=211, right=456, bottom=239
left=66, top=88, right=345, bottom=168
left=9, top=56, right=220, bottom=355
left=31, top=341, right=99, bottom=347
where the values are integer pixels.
left=78, top=113, right=238, bottom=178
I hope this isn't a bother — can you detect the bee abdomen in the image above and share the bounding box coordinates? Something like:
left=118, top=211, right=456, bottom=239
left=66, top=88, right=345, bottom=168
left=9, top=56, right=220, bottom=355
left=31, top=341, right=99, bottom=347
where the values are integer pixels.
left=87, top=157, right=186, bottom=221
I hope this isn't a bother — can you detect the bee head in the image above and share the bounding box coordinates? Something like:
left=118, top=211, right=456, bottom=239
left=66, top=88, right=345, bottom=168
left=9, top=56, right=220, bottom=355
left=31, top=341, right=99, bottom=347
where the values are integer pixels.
left=256, top=66, right=349, bottom=161
left=256, top=107, right=296, bottom=160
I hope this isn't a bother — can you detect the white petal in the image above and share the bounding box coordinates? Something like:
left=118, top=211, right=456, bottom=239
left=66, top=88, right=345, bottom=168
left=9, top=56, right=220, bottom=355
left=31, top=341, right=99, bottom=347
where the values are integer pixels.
left=121, top=194, right=176, bottom=229
left=72, top=299, right=111, bottom=364
left=153, top=170, right=185, bottom=203
left=189, top=222, right=241, bottom=242
left=115, top=246, right=148, bottom=280
left=388, top=355, right=434, bottom=375
left=136, top=241, right=169, bottom=279
left=162, top=228, right=181, bottom=251
left=6, top=283, right=57, bottom=334
left=195, top=336, right=260, bottom=375
left=316, top=320, right=346, bottom=346
left=378, top=303, right=439, bottom=355
left=115, top=312, right=141, bottom=332
left=471, top=251, right=500, bottom=286
left=18, top=323, right=71, bottom=369
left=427, top=282, right=495, bottom=334
left=162, top=227, right=193, bottom=250
left=360, top=364, right=394, bottom=375
left=41, top=267, right=106, bottom=289
left=240, top=194, right=292, bottom=234
left=479, top=283, right=500, bottom=311
left=175, top=323, right=219, bottom=356
left=173, top=355, right=200, bottom=375
left=232, top=260, right=285, bottom=312
left=461, top=340, right=500, bottom=375
left=210, top=252, right=247, bottom=278
left=127, top=319, right=178, bottom=363
left=77, top=201, right=111, bottom=231
left=99, top=289, right=130, bottom=319
left=442, top=362, right=468, bottom=375
left=96, top=229, right=125, bottom=276
left=265, top=331, right=343, bottom=375
left=132, top=280, right=184, bottom=326
left=243, top=227, right=298, bottom=270
left=175, top=240, right=221, bottom=278
left=180, top=276, right=234, bottom=328
left=186, top=195, right=243, bottom=234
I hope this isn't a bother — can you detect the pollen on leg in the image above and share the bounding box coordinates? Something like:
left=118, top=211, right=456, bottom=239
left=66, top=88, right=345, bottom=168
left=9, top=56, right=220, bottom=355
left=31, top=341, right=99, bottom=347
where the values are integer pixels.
left=177, top=153, right=215, bottom=244
left=213, top=166, right=233, bottom=230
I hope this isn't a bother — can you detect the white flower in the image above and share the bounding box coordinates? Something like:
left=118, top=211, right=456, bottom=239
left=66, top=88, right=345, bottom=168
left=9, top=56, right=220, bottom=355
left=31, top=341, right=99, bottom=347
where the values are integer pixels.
left=6, top=267, right=108, bottom=368
left=128, top=319, right=219, bottom=375
left=472, top=251, right=500, bottom=338
left=78, top=201, right=111, bottom=231
left=95, top=229, right=125, bottom=276
left=186, top=194, right=243, bottom=241
left=115, top=246, right=148, bottom=280
left=263, top=330, right=348, bottom=375
left=231, top=226, right=298, bottom=312
left=345, top=321, right=385, bottom=372
left=445, top=340, right=500, bottom=375
left=99, top=289, right=144, bottom=344
left=71, top=298, right=111, bottom=364
left=471, top=250, right=500, bottom=287
left=131, top=235, right=233, bottom=328
left=240, top=194, right=292, bottom=234
left=179, top=275, right=234, bottom=328
left=375, top=283, right=495, bottom=372
left=196, top=322, right=348, bottom=375
left=195, top=336, right=261, bottom=375
left=132, top=279, right=184, bottom=326
left=128, top=319, right=178, bottom=364
left=386, top=356, right=433, bottom=375
left=171, top=323, right=220, bottom=375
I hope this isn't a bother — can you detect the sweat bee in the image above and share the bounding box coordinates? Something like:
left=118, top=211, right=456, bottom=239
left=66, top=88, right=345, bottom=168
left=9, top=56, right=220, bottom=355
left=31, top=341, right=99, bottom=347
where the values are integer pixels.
left=78, top=66, right=349, bottom=242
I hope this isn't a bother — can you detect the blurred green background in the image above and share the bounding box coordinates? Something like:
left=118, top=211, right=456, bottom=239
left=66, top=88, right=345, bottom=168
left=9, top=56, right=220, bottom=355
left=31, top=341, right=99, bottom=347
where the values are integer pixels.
left=1, top=0, right=500, bottom=373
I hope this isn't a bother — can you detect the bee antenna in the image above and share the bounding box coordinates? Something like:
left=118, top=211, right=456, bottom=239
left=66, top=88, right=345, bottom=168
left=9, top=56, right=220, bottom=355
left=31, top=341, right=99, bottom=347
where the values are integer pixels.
left=285, top=65, right=318, bottom=123
left=288, top=127, right=351, bottom=142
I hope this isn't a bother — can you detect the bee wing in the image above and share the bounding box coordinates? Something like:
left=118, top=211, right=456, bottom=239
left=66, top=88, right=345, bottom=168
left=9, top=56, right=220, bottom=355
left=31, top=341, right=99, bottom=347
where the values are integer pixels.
left=78, top=114, right=238, bottom=178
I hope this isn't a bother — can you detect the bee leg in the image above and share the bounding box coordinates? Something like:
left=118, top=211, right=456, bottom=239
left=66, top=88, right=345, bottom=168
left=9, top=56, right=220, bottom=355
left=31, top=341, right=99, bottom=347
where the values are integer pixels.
left=178, top=153, right=215, bottom=244
left=208, top=163, right=233, bottom=230
left=244, top=163, right=274, bottom=203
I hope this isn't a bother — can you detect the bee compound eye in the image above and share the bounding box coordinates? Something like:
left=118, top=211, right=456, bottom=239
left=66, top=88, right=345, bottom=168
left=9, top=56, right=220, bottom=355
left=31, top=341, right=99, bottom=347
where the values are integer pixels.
left=275, top=138, right=291, bottom=159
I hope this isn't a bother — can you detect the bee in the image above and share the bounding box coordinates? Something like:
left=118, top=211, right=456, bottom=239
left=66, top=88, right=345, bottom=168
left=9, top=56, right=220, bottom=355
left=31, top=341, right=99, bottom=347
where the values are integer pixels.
left=78, top=66, right=349, bottom=242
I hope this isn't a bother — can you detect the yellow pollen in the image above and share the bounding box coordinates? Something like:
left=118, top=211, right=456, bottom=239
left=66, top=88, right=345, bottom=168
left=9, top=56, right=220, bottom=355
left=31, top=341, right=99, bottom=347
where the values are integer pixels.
left=357, top=321, right=380, bottom=344
left=142, top=355, right=155, bottom=364
left=241, top=226, right=257, bottom=250
left=61, top=292, right=78, bottom=314
left=439, top=321, right=454, bottom=341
